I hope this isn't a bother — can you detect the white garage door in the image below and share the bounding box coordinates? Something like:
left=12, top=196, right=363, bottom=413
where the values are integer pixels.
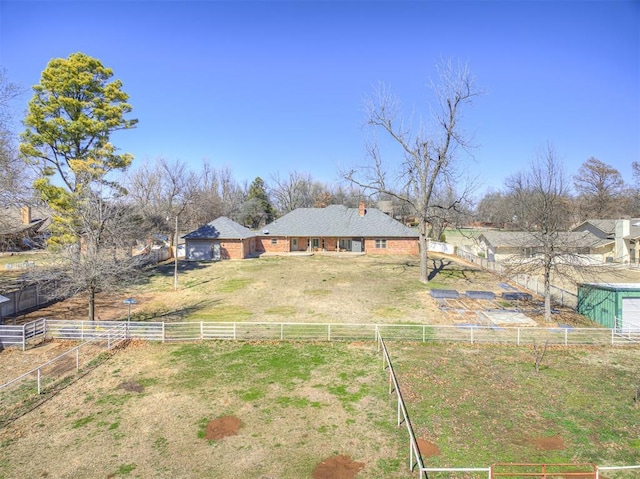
left=621, top=297, right=640, bottom=330
left=187, top=241, right=212, bottom=261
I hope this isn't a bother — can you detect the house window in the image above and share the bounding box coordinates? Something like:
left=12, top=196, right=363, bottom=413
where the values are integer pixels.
left=375, top=239, right=387, bottom=249
left=271, top=238, right=278, bottom=245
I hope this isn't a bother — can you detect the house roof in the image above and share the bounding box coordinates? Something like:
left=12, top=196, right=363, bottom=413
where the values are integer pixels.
left=629, top=223, right=640, bottom=240
left=572, top=218, right=640, bottom=240
left=183, top=216, right=256, bottom=240
left=260, top=205, right=419, bottom=238
left=571, top=219, right=617, bottom=236
left=0, top=206, right=50, bottom=237
left=479, top=230, right=612, bottom=249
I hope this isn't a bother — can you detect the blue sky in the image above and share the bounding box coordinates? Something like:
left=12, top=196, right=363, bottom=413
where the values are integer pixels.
left=1, top=0, right=638, bottom=196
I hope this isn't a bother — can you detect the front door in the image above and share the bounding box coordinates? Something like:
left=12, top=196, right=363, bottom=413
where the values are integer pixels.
left=292, top=238, right=298, bottom=251
left=312, top=238, right=320, bottom=251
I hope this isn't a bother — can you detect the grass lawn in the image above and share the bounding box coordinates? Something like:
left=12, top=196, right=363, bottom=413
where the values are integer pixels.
left=393, top=342, right=640, bottom=475
left=0, top=341, right=408, bottom=479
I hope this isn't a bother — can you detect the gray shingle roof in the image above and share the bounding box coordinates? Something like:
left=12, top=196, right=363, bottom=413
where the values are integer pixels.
left=260, top=205, right=418, bottom=238
left=183, top=217, right=256, bottom=240
left=479, top=230, right=612, bottom=248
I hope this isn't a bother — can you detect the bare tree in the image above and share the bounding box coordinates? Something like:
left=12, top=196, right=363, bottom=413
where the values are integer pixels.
left=574, top=157, right=626, bottom=219
left=126, top=158, right=198, bottom=246
left=475, top=190, right=515, bottom=229
left=533, top=339, right=549, bottom=373
left=0, top=68, right=32, bottom=213
left=504, top=145, right=588, bottom=321
left=270, top=171, right=317, bottom=214
left=344, top=59, right=481, bottom=282
left=126, top=157, right=198, bottom=289
left=26, top=190, right=142, bottom=321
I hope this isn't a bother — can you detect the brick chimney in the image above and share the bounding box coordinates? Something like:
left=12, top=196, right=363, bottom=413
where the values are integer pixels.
left=21, top=206, right=32, bottom=225
left=358, top=201, right=366, bottom=216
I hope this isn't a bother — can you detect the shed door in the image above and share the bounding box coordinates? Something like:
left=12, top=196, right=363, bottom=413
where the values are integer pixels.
left=187, top=241, right=213, bottom=261
left=212, top=242, right=221, bottom=261
left=621, top=297, right=640, bottom=330
left=352, top=240, right=362, bottom=253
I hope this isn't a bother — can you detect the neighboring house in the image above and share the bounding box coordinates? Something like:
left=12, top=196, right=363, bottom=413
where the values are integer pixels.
left=183, top=216, right=257, bottom=261
left=477, top=230, right=613, bottom=264
left=571, top=219, right=617, bottom=239
left=571, top=218, right=640, bottom=264
left=577, top=283, right=640, bottom=330
left=0, top=206, right=50, bottom=251
left=256, top=202, right=419, bottom=255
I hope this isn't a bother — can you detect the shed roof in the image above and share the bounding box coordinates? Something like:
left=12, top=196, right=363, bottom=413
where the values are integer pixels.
left=579, top=283, right=640, bottom=292
left=183, top=216, right=256, bottom=240
left=260, top=205, right=419, bottom=238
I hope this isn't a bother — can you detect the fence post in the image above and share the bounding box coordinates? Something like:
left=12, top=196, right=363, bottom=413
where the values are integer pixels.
left=22, top=323, right=26, bottom=351
left=280, top=323, right=284, bottom=341
left=162, top=322, right=165, bottom=343
left=200, top=321, right=204, bottom=341
left=470, top=326, right=474, bottom=345
left=564, top=328, right=568, bottom=346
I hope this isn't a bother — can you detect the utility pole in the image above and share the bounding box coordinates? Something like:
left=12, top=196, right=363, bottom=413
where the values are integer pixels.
left=174, top=214, right=179, bottom=290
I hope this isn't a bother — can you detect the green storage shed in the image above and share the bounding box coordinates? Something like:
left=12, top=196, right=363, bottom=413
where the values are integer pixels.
left=577, top=283, right=640, bottom=330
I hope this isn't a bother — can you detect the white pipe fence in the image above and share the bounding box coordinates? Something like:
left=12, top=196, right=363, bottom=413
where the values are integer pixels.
left=0, top=323, right=128, bottom=421
left=7, top=319, right=635, bottom=347
left=376, top=326, right=426, bottom=478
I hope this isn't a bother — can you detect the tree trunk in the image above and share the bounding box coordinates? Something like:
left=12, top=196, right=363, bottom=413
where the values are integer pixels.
left=543, top=266, right=552, bottom=322
left=419, top=220, right=429, bottom=283
left=89, top=286, right=96, bottom=321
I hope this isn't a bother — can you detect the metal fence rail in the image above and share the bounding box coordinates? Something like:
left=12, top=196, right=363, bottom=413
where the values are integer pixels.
left=3, top=319, right=639, bottom=347
left=0, top=323, right=128, bottom=421
left=0, top=318, right=46, bottom=350
left=376, top=327, right=426, bottom=478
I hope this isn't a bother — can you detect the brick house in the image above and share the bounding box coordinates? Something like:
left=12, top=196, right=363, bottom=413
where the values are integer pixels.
left=183, top=216, right=258, bottom=260
left=256, top=202, right=419, bottom=255
left=0, top=206, right=50, bottom=251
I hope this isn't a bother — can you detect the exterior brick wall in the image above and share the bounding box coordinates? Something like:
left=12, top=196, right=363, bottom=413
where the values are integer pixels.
left=256, top=236, right=418, bottom=255
left=219, top=240, right=244, bottom=259
left=364, top=238, right=419, bottom=255
left=256, top=236, right=290, bottom=253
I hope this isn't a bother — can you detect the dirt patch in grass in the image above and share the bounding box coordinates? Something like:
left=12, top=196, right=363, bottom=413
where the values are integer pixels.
left=417, top=438, right=441, bottom=457
left=312, top=454, right=365, bottom=479
left=531, top=435, right=566, bottom=451
left=204, top=416, right=241, bottom=440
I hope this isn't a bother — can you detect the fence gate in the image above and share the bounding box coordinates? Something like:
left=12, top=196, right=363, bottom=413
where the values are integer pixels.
left=491, top=463, right=596, bottom=479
